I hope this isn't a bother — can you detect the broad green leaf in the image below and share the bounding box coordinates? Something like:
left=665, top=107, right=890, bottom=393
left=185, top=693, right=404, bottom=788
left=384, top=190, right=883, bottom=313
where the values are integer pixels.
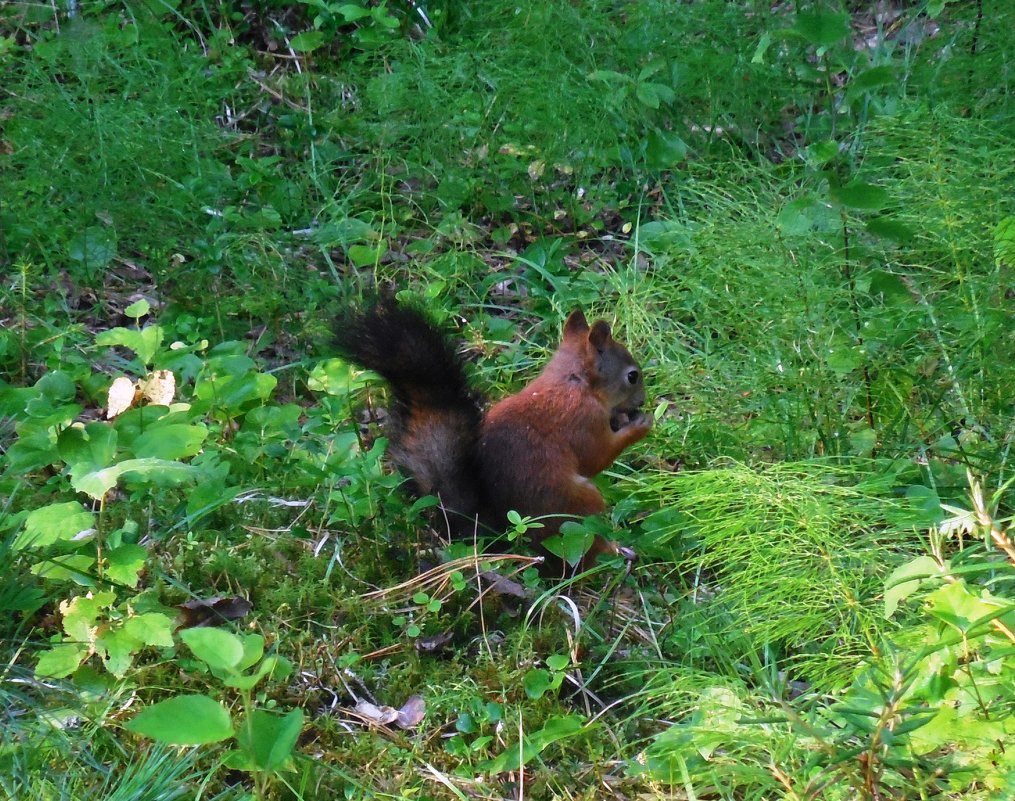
left=348, top=242, right=387, bottom=267
left=224, top=654, right=293, bottom=691
left=123, top=612, right=175, bottom=648
left=791, top=11, right=849, bottom=47
left=777, top=195, right=819, bottom=236
left=131, top=423, right=208, bottom=460
left=636, top=82, right=661, bottom=109
left=236, top=708, right=304, bottom=773
left=96, top=326, right=164, bottom=366
left=486, top=715, right=586, bottom=773
left=36, top=643, right=89, bottom=679
left=636, top=219, right=691, bottom=252
left=289, top=31, right=325, bottom=52
left=125, top=695, right=234, bottom=744
left=238, top=633, right=266, bottom=672
left=926, top=581, right=1007, bottom=633
left=542, top=521, right=594, bottom=567
left=884, top=556, right=941, bottom=618
left=32, top=554, right=97, bottom=586
left=847, top=65, right=897, bottom=98
left=806, top=140, right=839, bottom=166
left=123, top=299, right=151, bottom=318
left=98, top=626, right=143, bottom=677
left=523, top=669, right=551, bottom=700
left=587, top=69, right=628, bottom=84
left=336, top=3, right=372, bottom=21
left=59, top=423, right=118, bottom=472
left=311, top=217, right=375, bottom=247
left=72, top=457, right=200, bottom=500
left=105, top=544, right=148, bottom=588
left=242, top=708, right=304, bottom=768
left=193, top=365, right=276, bottom=410
left=829, top=181, right=890, bottom=211
left=15, top=502, right=95, bottom=550
left=67, top=227, right=116, bottom=270
left=61, top=591, right=116, bottom=642
left=182, top=627, right=245, bottom=672
left=644, top=128, right=687, bottom=169
left=995, top=216, right=1015, bottom=267
left=866, top=216, right=916, bottom=243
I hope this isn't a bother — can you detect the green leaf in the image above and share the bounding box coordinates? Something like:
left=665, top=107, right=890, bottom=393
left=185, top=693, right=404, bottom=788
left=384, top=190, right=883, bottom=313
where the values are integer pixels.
left=348, top=241, right=388, bottom=267
left=777, top=195, right=820, bottom=236
left=71, top=457, right=200, bottom=500
left=485, top=715, right=587, bottom=773
left=546, top=654, right=570, bottom=671
left=289, top=31, right=325, bottom=52
left=61, top=591, right=116, bottom=642
left=926, top=581, right=1006, bottom=634
left=635, top=82, right=667, bottom=109
left=98, top=626, right=143, bottom=677
left=95, top=325, right=164, bottom=366
left=125, top=695, right=234, bottom=744
left=224, top=654, right=293, bottom=691
left=866, top=216, right=916, bottom=243
left=67, top=227, right=116, bottom=270
left=15, top=502, right=96, bottom=550
left=237, top=633, right=266, bottom=672
left=59, top=423, right=118, bottom=472
left=235, top=708, right=304, bottom=773
left=336, top=3, right=372, bottom=22
left=524, top=669, right=551, bottom=700
left=884, top=556, right=941, bottom=618
left=131, top=424, right=208, bottom=460
left=587, top=69, right=628, bottom=84
left=995, top=216, right=1015, bottom=267
left=542, top=521, right=594, bottom=567
left=35, top=643, right=89, bottom=679
left=751, top=31, right=773, bottom=64
left=791, top=11, right=849, bottom=47
left=123, top=299, right=151, bottom=319
left=847, top=65, right=897, bottom=98
left=31, top=554, right=97, bottom=586
left=644, top=128, right=687, bottom=169
left=123, top=612, right=175, bottom=648
left=829, top=181, right=890, bottom=211
left=105, top=544, right=148, bottom=588
left=181, top=627, right=245, bottom=672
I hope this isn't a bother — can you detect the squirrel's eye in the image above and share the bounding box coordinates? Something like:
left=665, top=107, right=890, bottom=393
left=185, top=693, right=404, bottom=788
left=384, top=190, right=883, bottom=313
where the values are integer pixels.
left=626, top=369, right=640, bottom=385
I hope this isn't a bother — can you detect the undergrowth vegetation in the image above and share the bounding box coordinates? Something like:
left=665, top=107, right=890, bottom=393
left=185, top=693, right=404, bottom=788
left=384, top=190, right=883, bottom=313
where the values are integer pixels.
left=2, top=0, right=1014, bottom=799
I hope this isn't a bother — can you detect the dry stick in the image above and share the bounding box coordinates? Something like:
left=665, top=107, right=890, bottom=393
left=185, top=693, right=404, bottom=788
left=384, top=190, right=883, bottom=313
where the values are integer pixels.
left=969, top=472, right=1015, bottom=565
left=934, top=474, right=1015, bottom=645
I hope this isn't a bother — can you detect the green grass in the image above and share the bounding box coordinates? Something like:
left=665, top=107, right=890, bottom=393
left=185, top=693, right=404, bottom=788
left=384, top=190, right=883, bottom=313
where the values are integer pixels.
left=2, top=0, right=1015, bottom=798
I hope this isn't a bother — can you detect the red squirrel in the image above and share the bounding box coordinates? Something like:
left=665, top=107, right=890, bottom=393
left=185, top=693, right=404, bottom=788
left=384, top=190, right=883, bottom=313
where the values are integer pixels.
left=335, top=299, right=651, bottom=572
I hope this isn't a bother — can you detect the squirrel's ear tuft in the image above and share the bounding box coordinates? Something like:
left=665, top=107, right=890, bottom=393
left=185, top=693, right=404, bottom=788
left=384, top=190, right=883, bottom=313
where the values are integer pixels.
left=589, top=320, right=612, bottom=348
left=563, top=310, right=590, bottom=338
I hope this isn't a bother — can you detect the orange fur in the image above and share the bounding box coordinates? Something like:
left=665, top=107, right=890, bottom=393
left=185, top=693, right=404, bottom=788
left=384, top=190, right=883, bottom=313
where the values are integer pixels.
left=336, top=302, right=650, bottom=573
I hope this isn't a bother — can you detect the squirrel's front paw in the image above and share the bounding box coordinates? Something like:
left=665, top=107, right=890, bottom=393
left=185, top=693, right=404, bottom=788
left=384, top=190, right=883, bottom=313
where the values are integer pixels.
left=611, top=408, right=652, bottom=434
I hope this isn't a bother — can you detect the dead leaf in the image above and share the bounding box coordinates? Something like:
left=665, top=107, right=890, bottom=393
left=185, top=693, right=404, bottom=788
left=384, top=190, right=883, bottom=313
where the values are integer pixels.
left=107, top=376, right=138, bottom=419
left=354, top=701, right=399, bottom=726
left=416, top=631, right=454, bottom=653
left=395, top=695, right=426, bottom=729
left=177, top=596, right=253, bottom=628
left=139, top=369, right=175, bottom=406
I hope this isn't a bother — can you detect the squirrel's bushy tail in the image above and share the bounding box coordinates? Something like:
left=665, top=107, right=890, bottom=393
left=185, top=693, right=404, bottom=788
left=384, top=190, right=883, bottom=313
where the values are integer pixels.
left=335, top=300, right=484, bottom=527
